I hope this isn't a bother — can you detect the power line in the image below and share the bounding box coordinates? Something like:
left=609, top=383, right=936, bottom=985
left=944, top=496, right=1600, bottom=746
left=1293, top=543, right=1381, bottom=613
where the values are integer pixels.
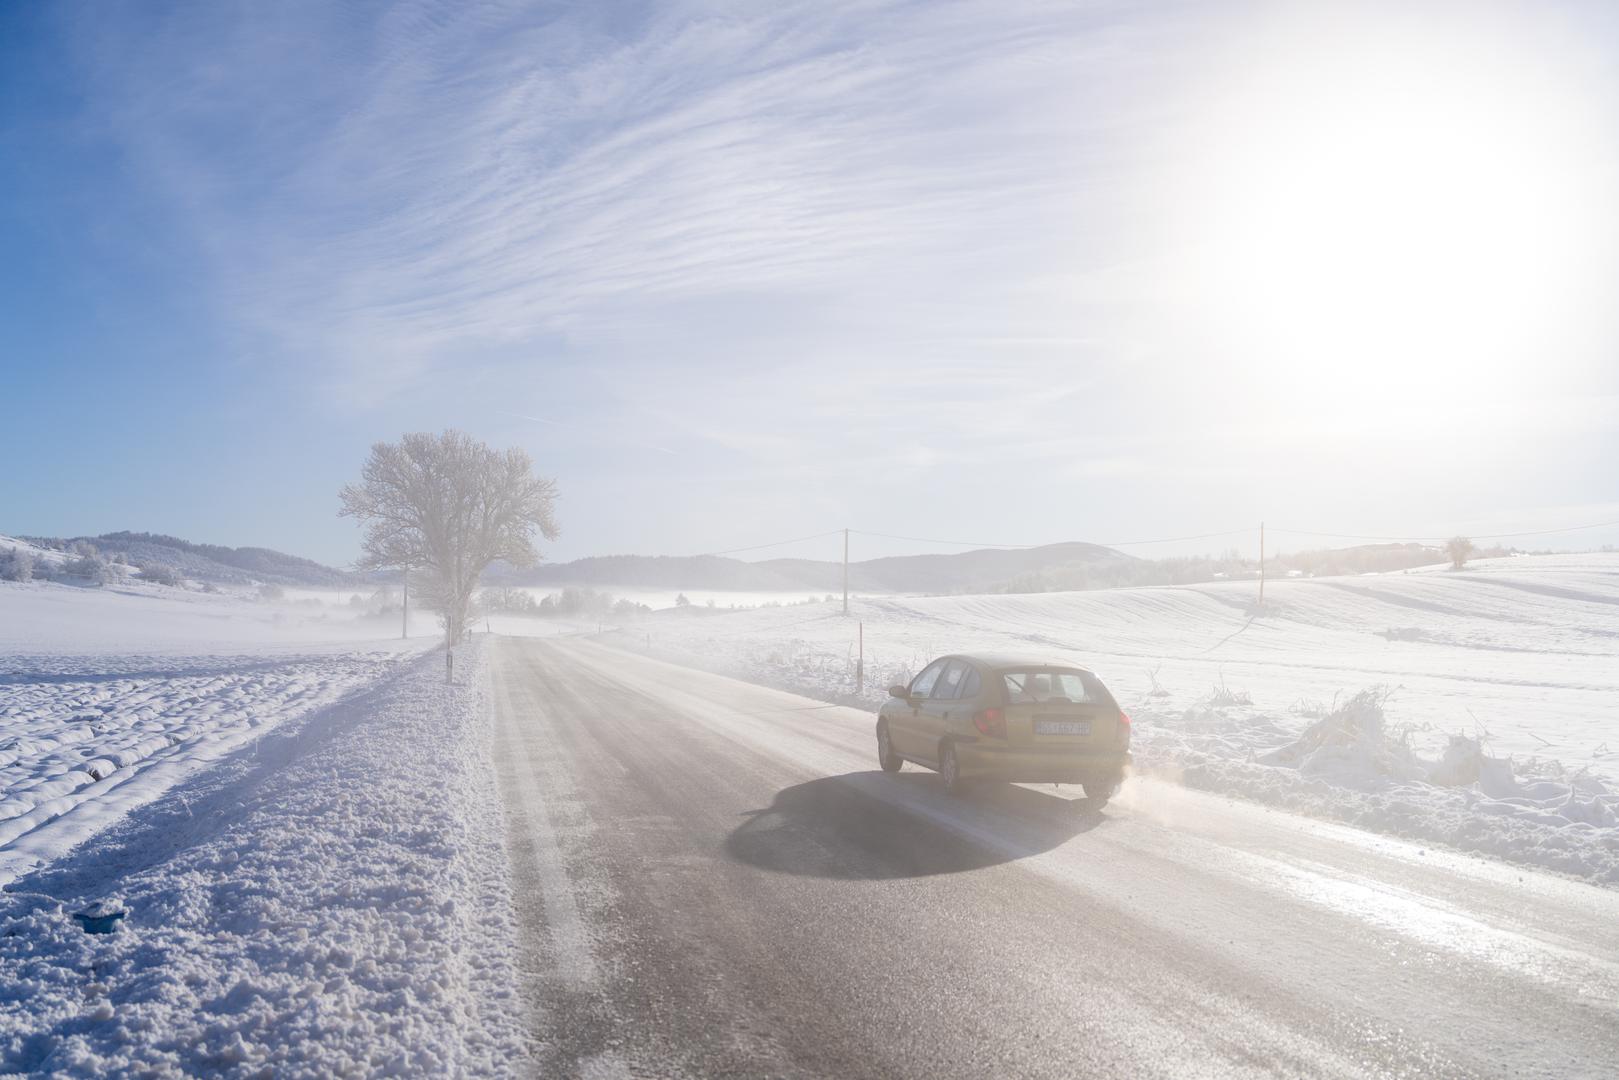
left=1101, top=529, right=1252, bottom=548
left=850, top=529, right=1040, bottom=549
left=849, top=527, right=1251, bottom=549
left=690, top=529, right=843, bottom=558
left=1271, top=518, right=1619, bottom=544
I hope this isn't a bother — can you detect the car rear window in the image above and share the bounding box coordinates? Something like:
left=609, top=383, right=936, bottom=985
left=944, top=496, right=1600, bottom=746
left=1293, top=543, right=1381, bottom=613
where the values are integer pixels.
left=1001, top=670, right=1109, bottom=705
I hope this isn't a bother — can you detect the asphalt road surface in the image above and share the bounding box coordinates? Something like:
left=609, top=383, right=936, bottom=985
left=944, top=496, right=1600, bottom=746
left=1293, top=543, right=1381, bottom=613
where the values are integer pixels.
left=491, top=636, right=1619, bottom=1079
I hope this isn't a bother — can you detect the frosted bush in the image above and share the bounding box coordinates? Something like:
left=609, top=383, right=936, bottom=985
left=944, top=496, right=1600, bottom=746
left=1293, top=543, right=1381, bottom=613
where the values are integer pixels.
left=0, top=547, right=33, bottom=582
left=140, top=562, right=182, bottom=586
left=63, top=541, right=114, bottom=585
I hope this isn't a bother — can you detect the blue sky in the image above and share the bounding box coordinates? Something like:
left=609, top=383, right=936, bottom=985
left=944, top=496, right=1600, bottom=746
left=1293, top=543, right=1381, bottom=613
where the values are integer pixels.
left=4, top=0, right=1618, bottom=568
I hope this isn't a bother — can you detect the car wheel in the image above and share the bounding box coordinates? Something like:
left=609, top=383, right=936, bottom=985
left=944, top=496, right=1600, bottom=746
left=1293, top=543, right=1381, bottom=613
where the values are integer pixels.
left=877, top=723, right=903, bottom=773
left=1083, top=776, right=1120, bottom=805
left=939, top=743, right=967, bottom=795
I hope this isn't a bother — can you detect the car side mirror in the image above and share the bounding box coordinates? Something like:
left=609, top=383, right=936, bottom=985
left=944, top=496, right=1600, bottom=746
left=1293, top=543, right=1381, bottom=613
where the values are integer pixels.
left=887, top=684, right=911, bottom=699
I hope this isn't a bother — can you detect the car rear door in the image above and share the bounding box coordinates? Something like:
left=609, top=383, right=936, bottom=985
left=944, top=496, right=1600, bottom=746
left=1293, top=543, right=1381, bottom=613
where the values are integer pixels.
left=997, top=668, right=1120, bottom=754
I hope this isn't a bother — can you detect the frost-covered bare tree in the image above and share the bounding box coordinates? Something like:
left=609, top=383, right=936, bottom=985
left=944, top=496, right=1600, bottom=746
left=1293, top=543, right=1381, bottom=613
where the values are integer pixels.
left=1446, top=536, right=1474, bottom=570
left=339, top=431, right=559, bottom=666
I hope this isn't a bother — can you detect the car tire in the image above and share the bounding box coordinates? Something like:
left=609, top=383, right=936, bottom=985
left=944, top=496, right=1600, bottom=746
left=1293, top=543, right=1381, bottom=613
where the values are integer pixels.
left=939, top=743, right=967, bottom=795
left=1083, top=776, right=1120, bottom=805
left=877, top=723, right=903, bottom=773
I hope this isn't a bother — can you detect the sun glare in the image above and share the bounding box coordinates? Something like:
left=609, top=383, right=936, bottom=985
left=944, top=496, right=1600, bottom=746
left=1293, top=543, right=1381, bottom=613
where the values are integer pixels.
left=1172, top=12, right=1607, bottom=418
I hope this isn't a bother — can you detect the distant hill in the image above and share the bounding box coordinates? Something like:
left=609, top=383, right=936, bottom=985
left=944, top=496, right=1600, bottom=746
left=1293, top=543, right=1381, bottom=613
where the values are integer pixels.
left=764, top=541, right=1131, bottom=594
left=491, top=540, right=1135, bottom=595
left=19, top=531, right=362, bottom=587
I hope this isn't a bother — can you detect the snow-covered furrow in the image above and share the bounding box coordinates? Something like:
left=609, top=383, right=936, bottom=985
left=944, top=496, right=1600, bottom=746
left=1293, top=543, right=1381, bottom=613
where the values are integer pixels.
left=0, top=652, right=411, bottom=885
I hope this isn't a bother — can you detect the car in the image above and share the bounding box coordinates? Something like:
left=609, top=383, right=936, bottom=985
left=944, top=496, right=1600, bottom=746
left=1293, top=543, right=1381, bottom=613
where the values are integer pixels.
left=875, top=653, right=1132, bottom=802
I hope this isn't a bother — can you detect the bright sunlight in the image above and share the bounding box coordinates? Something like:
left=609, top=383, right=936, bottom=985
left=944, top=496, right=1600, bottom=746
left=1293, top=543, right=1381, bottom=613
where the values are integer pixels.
left=1172, top=7, right=1608, bottom=416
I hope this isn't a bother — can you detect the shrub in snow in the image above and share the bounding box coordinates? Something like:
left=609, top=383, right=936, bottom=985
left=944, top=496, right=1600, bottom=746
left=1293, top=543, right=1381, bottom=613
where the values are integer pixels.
left=63, top=541, right=115, bottom=585
left=140, top=562, right=182, bottom=587
left=480, top=585, right=540, bottom=614
left=257, top=583, right=285, bottom=602
left=1207, top=677, right=1253, bottom=707
left=1446, top=535, right=1474, bottom=570
left=0, top=547, right=33, bottom=582
left=1259, top=687, right=1426, bottom=780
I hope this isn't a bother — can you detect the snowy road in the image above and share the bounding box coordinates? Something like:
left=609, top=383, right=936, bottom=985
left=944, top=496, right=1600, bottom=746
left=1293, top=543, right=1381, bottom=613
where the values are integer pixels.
left=493, top=636, right=1619, bottom=1079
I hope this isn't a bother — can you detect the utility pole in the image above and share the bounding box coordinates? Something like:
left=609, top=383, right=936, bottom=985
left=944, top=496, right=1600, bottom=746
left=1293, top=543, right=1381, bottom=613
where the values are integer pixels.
left=1259, top=521, right=1265, bottom=604
left=842, top=528, right=850, bottom=616
left=857, top=621, right=864, bottom=696
left=401, top=567, right=409, bottom=639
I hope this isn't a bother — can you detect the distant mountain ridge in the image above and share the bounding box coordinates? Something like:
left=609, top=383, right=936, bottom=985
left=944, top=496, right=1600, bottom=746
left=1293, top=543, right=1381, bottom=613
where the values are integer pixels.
left=491, top=540, right=1135, bottom=595
left=19, top=531, right=363, bottom=587
left=12, top=530, right=1137, bottom=594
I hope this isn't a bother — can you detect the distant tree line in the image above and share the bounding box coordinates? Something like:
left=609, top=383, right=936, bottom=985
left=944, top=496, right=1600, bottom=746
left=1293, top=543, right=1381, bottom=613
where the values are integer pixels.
left=986, top=541, right=1522, bottom=595
left=1, top=540, right=186, bottom=587
left=480, top=585, right=651, bottom=620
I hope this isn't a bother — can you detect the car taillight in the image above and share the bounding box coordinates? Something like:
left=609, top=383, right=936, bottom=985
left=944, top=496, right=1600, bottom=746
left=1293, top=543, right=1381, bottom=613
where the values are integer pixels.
left=1117, top=710, right=1132, bottom=747
left=973, top=707, right=1006, bottom=738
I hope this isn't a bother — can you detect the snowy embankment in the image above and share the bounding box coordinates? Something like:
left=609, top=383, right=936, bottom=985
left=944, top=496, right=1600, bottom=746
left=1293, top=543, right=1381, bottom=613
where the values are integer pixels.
left=0, top=637, right=525, bottom=1077
left=602, top=553, right=1619, bottom=886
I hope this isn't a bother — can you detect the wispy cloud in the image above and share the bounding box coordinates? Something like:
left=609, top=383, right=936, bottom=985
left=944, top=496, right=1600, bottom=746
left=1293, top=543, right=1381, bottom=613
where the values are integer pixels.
left=39, top=0, right=1619, bottom=558
left=67, top=0, right=1183, bottom=397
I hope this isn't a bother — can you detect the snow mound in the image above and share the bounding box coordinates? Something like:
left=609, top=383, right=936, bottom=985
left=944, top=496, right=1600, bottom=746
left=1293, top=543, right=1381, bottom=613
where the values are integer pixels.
left=1136, top=689, right=1619, bottom=885
left=0, top=639, right=525, bottom=1077
left=1260, top=687, right=1427, bottom=781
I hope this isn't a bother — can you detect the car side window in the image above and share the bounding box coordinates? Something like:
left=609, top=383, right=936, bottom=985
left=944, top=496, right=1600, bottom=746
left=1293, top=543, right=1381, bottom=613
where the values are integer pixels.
left=933, top=660, right=967, bottom=699
left=959, top=667, right=981, bottom=700
left=910, top=660, right=947, bottom=698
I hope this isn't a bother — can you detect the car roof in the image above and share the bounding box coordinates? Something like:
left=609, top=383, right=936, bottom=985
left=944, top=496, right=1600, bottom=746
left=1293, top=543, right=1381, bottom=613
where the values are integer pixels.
left=941, top=652, right=1095, bottom=674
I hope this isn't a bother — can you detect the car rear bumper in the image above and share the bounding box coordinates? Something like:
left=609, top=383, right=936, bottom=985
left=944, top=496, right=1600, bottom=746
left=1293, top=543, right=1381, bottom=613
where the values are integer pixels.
left=956, top=743, right=1132, bottom=783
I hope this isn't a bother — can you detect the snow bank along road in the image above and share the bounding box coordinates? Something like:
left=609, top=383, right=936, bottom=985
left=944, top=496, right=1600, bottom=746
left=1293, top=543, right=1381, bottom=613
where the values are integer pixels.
left=494, top=636, right=1619, bottom=1079
left=2, top=641, right=525, bottom=1077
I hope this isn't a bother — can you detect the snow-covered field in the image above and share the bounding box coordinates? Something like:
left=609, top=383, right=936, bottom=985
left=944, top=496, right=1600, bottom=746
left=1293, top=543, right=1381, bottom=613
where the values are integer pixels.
left=0, top=580, right=434, bottom=886
left=604, top=553, right=1619, bottom=885
left=0, top=637, right=523, bottom=1076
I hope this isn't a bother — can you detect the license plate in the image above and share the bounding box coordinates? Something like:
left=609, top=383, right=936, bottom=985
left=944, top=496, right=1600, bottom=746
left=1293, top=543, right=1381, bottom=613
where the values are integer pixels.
left=1035, top=719, right=1090, bottom=736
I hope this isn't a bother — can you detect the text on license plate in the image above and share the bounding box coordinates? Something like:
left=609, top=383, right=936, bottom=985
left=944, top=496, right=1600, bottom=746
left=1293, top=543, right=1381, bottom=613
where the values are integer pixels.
left=1035, top=719, right=1090, bottom=736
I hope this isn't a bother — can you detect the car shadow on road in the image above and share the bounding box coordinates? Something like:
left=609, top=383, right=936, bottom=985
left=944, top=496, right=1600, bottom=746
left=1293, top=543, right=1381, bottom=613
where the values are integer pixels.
left=724, top=771, right=1109, bottom=880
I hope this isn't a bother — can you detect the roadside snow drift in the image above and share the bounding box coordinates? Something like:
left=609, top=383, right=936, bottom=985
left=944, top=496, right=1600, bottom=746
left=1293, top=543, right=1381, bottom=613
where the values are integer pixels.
left=0, top=639, right=525, bottom=1077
